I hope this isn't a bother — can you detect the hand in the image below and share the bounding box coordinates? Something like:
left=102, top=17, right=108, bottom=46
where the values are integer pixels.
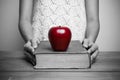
left=24, top=38, right=40, bottom=65
left=82, top=38, right=99, bottom=64
left=24, top=38, right=40, bottom=53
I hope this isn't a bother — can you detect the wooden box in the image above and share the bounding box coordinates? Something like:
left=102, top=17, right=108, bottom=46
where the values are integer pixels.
left=34, top=40, right=91, bottom=69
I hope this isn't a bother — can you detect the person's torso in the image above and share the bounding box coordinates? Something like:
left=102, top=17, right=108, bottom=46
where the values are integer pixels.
left=32, top=0, right=86, bottom=42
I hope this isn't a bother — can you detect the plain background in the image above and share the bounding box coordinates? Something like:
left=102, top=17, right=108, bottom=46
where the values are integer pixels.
left=0, top=0, right=120, bottom=51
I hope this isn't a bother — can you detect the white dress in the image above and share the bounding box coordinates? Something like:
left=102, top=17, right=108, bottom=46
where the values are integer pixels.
left=32, top=0, right=86, bottom=42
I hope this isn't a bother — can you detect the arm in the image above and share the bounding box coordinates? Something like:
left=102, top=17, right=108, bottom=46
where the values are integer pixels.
left=19, top=0, right=33, bottom=42
left=85, top=0, right=100, bottom=42
left=19, top=0, right=36, bottom=64
left=19, top=0, right=38, bottom=54
left=83, top=0, right=100, bottom=63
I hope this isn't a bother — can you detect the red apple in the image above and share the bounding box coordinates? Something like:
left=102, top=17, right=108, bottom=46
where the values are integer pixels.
left=48, top=26, right=72, bottom=51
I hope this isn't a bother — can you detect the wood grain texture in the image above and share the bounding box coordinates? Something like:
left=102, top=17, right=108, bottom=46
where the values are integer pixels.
left=0, top=51, right=120, bottom=71
left=0, top=51, right=120, bottom=80
left=0, top=72, right=120, bottom=80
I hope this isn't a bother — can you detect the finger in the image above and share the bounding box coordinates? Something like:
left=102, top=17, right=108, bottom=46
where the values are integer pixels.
left=24, top=42, right=34, bottom=53
left=88, top=43, right=98, bottom=55
left=24, top=51, right=36, bottom=66
left=24, top=51, right=34, bottom=59
left=37, top=38, right=41, bottom=44
left=91, top=50, right=99, bottom=64
left=88, top=41, right=94, bottom=48
left=36, top=38, right=40, bottom=44
left=31, top=39, right=38, bottom=48
left=91, top=49, right=99, bottom=59
left=24, top=45, right=34, bottom=53
left=82, top=39, right=89, bottom=48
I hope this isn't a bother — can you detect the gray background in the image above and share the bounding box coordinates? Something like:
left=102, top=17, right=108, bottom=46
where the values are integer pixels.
left=0, top=0, right=120, bottom=51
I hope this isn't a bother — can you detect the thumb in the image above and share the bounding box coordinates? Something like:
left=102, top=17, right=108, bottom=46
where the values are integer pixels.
left=24, top=41, right=35, bottom=53
left=82, top=39, right=89, bottom=48
left=31, top=39, right=38, bottom=49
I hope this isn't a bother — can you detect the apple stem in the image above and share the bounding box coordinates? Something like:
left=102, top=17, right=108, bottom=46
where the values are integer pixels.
left=59, top=26, right=61, bottom=28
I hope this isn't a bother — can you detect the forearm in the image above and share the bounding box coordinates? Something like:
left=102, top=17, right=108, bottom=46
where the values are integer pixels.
left=85, top=0, right=100, bottom=43
left=19, top=21, right=33, bottom=42
left=19, top=0, right=33, bottom=42
left=85, top=20, right=100, bottom=42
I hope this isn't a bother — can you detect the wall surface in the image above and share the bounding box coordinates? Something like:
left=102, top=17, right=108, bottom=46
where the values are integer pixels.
left=96, top=0, right=120, bottom=51
left=0, top=0, right=120, bottom=51
left=0, top=0, right=24, bottom=51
